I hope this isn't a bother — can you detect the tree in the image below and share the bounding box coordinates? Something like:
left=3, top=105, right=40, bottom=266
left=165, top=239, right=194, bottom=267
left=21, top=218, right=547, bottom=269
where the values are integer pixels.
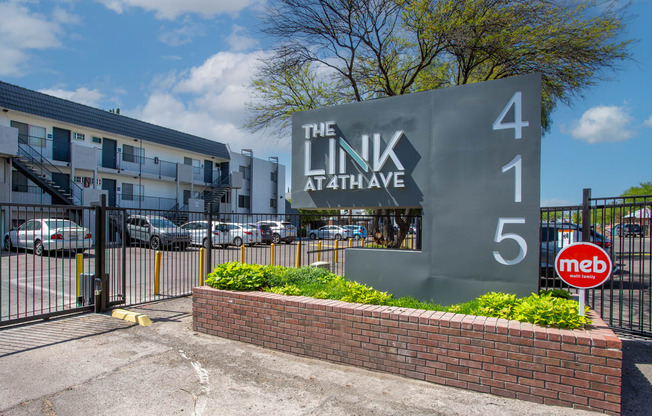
left=622, top=182, right=652, bottom=198
left=246, top=0, right=631, bottom=247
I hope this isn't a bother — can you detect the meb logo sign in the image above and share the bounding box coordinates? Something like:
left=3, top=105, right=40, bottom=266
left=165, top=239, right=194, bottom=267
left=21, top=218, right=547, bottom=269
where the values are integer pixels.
left=555, top=242, right=612, bottom=289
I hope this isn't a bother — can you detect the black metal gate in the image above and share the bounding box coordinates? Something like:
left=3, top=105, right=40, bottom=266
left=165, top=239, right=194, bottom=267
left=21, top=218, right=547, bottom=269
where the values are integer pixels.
left=540, top=189, right=652, bottom=337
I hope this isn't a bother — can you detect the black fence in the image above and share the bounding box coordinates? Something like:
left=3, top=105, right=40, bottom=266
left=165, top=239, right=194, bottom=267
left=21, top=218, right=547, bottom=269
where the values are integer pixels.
left=540, top=189, right=651, bottom=337
left=1, top=200, right=420, bottom=327
left=4, top=191, right=648, bottom=338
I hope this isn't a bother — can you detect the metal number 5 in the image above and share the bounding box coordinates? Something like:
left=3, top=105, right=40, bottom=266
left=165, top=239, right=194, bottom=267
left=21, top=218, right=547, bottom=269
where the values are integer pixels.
left=493, top=217, right=527, bottom=266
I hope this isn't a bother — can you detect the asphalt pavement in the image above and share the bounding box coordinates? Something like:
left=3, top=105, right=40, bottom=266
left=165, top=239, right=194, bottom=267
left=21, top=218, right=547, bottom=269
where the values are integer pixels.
left=0, top=296, right=650, bottom=416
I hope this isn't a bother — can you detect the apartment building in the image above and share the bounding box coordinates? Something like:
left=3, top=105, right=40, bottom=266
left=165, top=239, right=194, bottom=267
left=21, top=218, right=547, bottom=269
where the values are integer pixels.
left=0, top=81, right=285, bottom=219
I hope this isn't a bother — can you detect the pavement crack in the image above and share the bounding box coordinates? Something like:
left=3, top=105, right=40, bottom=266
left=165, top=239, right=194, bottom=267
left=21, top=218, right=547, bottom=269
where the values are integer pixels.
left=179, top=350, right=210, bottom=416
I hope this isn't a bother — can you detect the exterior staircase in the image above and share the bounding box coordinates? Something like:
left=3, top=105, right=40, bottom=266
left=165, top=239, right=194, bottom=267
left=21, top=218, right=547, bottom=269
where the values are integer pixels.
left=166, top=174, right=233, bottom=224
left=12, top=140, right=83, bottom=205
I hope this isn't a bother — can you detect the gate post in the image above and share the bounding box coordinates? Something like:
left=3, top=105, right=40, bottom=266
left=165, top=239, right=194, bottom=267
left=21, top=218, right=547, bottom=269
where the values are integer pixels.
left=94, top=194, right=108, bottom=312
left=206, top=203, right=213, bottom=276
left=582, top=188, right=591, bottom=243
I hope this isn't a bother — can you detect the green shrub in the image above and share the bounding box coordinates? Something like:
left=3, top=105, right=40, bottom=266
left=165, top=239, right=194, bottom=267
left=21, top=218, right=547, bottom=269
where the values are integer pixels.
left=476, top=292, right=519, bottom=319
left=205, top=262, right=266, bottom=291
left=512, top=292, right=591, bottom=328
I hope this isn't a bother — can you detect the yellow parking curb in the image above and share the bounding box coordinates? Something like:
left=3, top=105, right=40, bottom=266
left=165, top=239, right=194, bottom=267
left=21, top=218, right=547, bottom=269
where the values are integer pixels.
left=111, top=309, right=153, bottom=326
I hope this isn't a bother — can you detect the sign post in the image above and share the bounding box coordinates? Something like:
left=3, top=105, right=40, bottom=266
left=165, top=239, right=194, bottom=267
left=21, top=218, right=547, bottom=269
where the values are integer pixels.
left=554, top=242, right=613, bottom=316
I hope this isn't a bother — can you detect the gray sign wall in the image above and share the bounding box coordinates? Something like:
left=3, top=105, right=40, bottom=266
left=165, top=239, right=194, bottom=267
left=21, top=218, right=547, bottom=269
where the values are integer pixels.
left=292, top=75, right=541, bottom=304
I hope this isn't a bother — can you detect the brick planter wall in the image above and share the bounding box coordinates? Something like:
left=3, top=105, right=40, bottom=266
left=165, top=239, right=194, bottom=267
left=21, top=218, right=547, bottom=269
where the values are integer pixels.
left=193, top=287, right=622, bottom=415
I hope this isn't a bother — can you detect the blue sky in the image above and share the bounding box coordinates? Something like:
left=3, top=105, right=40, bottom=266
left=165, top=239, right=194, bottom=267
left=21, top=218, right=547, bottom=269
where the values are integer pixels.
left=0, top=0, right=650, bottom=206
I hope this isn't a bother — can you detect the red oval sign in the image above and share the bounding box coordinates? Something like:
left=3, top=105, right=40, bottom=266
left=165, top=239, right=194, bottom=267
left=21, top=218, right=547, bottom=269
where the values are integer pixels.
left=554, top=242, right=612, bottom=289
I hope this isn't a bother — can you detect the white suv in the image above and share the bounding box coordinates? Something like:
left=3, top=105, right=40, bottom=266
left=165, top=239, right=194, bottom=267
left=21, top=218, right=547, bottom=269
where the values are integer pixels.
left=257, top=220, right=297, bottom=244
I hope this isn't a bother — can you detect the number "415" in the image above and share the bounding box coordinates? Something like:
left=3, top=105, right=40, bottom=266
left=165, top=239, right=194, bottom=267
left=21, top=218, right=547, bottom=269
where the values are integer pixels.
left=492, top=91, right=529, bottom=266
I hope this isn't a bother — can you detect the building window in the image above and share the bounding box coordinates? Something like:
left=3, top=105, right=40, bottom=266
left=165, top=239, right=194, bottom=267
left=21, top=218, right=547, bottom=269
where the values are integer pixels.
left=221, top=193, right=231, bottom=204
left=270, top=171, right=278, bottom=182
left=12, top=171, right=28, bottom=192
left=92, top=137, right=102, bottom=144
left=238, top=195, right=250, bottom=209
left=73, top=132, right=85, bottom=141
left=270, top=198, right=277, bottom=208
left=123, top=144, right=144, bottom=163
left=28, top=125, right=46, bottom=148
left=12, top=121, right=46, bottom=148
left=122, top=183, right=144, bottom=201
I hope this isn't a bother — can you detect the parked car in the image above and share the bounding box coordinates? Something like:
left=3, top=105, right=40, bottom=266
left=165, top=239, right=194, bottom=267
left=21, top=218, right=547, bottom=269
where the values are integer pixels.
left=217, top=222, right=258, bottom=247
left=257, top=220, right=297, bottom=244
left=342, top=225, right=368, bottom=240
left=611, top=223, right=643, bottom=237
left=246, top=223, right=273, bottom=245
left=540, top=222, right=613, bottom=278
left=125, top=215, right=191, bottom=250
left=179, top=220, right=229, bottom=248
left=3, top=219, right=93, bottom=256
left=309, top=225, right=350, bottom=240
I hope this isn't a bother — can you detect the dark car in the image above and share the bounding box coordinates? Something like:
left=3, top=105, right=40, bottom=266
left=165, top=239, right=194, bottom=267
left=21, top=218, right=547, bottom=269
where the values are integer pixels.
left=248, top=223, right=273, bottom=245
left=611, top=223, right=643, bottom=237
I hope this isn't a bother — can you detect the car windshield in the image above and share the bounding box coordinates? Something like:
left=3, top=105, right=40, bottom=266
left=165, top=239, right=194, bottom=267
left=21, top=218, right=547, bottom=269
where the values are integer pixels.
left=44, top=220, right=78, bottom=228
left=150, top=218, right=176, bottom=228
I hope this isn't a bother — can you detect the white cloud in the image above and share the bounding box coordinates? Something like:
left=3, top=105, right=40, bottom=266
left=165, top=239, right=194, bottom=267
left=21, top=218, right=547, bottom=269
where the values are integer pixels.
left=97, top=0, right=256, bottom=20
left=158, top=17, right=205, bottom=46
left=226, top=25, right=257, bottom=51
left=644, top=115, right=652, bottom=128
left=52, top=7, right=82, bottom=24
left=567, top=105, right=636, bottom=144
left=130, top=50, right=287, bottom=154
left=0, top=2, right=64, bottom=76
left=39, top=87, right=105, bottom=107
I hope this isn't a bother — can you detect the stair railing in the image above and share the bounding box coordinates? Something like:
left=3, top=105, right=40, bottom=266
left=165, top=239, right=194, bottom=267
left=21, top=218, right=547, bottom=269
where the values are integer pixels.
left=16, top=138, right=83, bottom=205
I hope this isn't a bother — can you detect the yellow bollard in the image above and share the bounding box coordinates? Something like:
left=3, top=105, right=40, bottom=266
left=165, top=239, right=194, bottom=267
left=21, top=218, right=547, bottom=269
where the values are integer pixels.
left=348, top=239, right=352, bottom=248
left=295, top=241, right=301, bottom=268
left=317, top=241, right=322, bottom=262
left=154, top=251, right=162, bottom=295
left=361, top=237, right=365, bottom=247
left=199, top=247, right=205, bottom=286
left=241, top=245, right=246, bottom=264
left=410, top=235, right=414, bottom=250
left=270, top=243, right=275, bottom=266
left=334, top=239, right=339, bottom=263
left=75, top=253, right=83, bottom=298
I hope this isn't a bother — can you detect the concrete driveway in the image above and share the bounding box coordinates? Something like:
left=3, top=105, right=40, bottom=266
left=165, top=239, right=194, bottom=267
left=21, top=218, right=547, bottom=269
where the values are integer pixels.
left=0, top=297, right=650, bottom=415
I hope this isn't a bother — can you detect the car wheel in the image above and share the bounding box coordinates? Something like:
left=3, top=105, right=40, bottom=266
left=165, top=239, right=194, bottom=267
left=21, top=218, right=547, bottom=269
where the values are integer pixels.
left=354, top=234, right=361, bottom=241
left=335, top=234, right=342, bottom=241
left=4, top=236, right=12, bottom=251
left=233, top=236, right=243, bottom=247
left=309, top=233, right=317, bottom=240
left=34, top=240, right=44, bottom=256
left=203, top=238, right=210, bottom=249
left=272, top=233, right=281, bottom=244
left=150, top=236, right=161, bottom=250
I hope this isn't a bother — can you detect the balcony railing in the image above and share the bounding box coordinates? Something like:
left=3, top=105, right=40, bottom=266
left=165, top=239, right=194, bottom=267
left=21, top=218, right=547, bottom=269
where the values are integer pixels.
left=115, top=194, right=177, bottom=211
left=97, top=151, right=177, bottom=178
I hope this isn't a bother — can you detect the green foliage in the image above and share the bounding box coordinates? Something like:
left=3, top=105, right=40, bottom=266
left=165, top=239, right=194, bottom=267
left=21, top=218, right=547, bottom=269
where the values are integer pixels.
left=621, top=182, right=652, bottom=198
left=512, top=293, right=591, bottom=328
left=476, top=292, right=518, bottom=319
left=389, top=296, right=444, bottom=311
left=205, top=262, right=266, bottom=291
left=540, top=289, right=572, bottom=299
